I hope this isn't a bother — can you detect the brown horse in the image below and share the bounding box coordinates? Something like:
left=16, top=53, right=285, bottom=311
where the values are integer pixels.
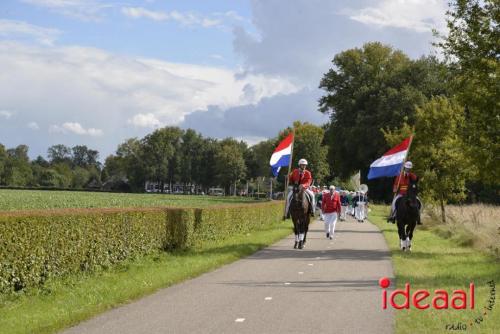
left=290, top=184, right=310, bottom=249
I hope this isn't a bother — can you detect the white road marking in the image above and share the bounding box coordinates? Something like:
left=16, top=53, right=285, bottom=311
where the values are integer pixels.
left=308, top=263, right=314, bottom=266
left=235, top=318, right=245, bottom=323
left=298, top=271, right=304, bottom=274
left=284, top=282, right=291, bottom=285
left=265, top=297, right=272, bottom=300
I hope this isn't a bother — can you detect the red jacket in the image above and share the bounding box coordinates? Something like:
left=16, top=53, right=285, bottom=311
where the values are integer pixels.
left=393, top=172, right=417, bottom=195
left=288, top=168, right=312, bottom=188
left=322, top=191, right=341, bottom=214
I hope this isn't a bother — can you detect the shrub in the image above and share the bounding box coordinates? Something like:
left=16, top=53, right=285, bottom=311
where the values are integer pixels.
left=0, top=201, right=283, bottom=293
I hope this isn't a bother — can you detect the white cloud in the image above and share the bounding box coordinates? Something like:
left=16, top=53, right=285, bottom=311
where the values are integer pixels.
left=121, top=7, right=248, bottom=29
left=0, top=110, right=13, bottom=119
left=0, top=19, right=61, bottom=45
left=0, top=41, right=297, bottom=155
left=49, top=122, right=103, bottom=136
left=127, top=113, right=161, bottom=128
left=27, top=122, right=40, bottom=129
left=210, top=54, right=224, bottom=60
left=121, top=7, right=168, bottom=21
left=348, top=0, right=447, bottom=33
left=21, top=0, right=111, bottom=21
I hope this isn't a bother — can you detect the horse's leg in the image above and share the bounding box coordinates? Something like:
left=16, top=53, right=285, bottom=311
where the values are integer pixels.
left=408, top=219, right=417, bottom=251
left=396, top=220, right=406, bottom=251
left=292, top=217, right=299, bottom=249
left=303, top=214, right=310, bottom=244
left=298, top=212, right=305, bottom=249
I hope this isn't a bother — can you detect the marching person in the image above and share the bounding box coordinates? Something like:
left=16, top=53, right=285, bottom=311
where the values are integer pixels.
left=285, top=159, right=315, bottom=218
left=316, top=188, right=324, bottom=220
left=340, top=191, right=349, bottom=221
left=387, top=161, right=421, bottom=224
left=353, top=191, right=368, bottom=222
left=322, top=185, right=341, bottom=240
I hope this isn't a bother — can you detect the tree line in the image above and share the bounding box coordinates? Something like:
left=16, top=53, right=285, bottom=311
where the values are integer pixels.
left=0, top=121, right=329, bottom=195
left=319, top=0, right=498, bottom=208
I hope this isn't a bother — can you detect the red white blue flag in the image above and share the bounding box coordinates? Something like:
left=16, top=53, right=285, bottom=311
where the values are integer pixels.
left=269, top=133, right=294, bottom=177
left=368, top=136, right=412, bottom=180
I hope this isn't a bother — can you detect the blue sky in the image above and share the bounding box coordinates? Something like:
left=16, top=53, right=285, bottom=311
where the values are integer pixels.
left=0, top=0, right=449, bottom=160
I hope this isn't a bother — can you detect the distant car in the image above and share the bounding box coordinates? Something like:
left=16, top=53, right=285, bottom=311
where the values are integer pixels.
left=208, top=188, right=225, bottom=196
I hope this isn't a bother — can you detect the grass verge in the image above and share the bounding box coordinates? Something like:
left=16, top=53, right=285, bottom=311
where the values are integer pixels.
left=0, top=221, right=292, bottom=334
left=369, top=205, right=499, bottom=334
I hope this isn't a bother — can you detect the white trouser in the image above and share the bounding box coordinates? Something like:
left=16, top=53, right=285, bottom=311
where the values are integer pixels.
left=340, top=205, right=347, bottom=220
left=286, top=188, right=315, bottom=215
left=391, top=194, right=403, bottom=214
left=324, top=212, right=338, bottom=236
left=355, top=202, right=366, bottom=221
left=390, top=195, right=422, bottom=217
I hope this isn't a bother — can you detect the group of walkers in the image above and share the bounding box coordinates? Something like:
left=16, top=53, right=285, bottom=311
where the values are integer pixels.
left=285, top=159, right=371, bottom=241
left=312, top=186, right=369, bottom=239
left=286, top=157, right=421, bottom=244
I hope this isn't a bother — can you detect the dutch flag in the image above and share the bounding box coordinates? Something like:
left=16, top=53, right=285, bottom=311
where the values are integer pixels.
left=269, top=133, right=294, bottom=177
left=367, top=136, right=413, bottom=180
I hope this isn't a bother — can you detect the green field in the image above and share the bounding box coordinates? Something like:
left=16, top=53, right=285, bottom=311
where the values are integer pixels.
left=369, top=205, right=499, bottom=334
left=0, top=189, right=257, bottom=211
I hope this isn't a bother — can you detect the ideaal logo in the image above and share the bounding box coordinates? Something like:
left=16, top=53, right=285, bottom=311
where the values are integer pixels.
left=378, top=277, right=475, bottom=310
left=379, top=277, right=496, bottom=331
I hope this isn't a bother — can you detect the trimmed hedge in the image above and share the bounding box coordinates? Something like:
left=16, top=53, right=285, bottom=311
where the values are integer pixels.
left=0, top=201, right=283, bottom=294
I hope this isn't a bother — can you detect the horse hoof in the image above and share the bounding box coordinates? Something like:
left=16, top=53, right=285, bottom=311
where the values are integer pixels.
left=294, top=242, right=298, bottom=249
left=298, top=241, right=304, bottom=249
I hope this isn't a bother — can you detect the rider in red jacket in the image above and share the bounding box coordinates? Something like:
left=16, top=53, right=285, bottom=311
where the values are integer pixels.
left=388, top=161, right=421, bottom=224
left=288, top=166, right=312, bottom=189
left=285, top=158, right=315, bottom=218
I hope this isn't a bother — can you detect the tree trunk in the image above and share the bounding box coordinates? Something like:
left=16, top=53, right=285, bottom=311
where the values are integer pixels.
left=440, top=198, right=446, bottom=223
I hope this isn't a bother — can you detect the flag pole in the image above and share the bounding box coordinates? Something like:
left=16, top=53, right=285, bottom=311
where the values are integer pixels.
left=283, top=131, right=295, bottom=218
left=391, top=135, right=414, bottom=209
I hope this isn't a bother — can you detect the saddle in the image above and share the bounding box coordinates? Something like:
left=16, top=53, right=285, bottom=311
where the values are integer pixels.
left=396, top=196, right=423, bottom=211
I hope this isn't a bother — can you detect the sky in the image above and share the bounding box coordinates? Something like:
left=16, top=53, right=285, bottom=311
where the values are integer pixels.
left=0, top=0, right=449, bottom=160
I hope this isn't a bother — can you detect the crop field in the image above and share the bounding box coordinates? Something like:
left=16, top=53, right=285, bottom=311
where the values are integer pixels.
left=0, top=189, right=258, bottom=211
left=422, top=204, right=500, bottom=257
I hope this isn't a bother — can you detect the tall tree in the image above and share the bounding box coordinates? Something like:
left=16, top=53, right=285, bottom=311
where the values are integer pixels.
left=48, top=144, right=72, bottom=164
left=141, top=127, right=183, bottom=191
left=0, top=144, right=6, bottom=185
left=215, top=139, right=247, bottom=194
left=278, top=121, right=329, bottom=185
left=384, top=97, right=474, bottom=222
left=179, top=129, right=204, bottom=190
left=197, top=138, right=220, bottom=190
left=319, top=42, right=448, bottom=197
left=72, top=145, right=99, bottom=168
left=435, top=0, right=499, bottom=184
left=246, top=139, right=276, bottom=179
left=4, top=145, right=33, bottom=186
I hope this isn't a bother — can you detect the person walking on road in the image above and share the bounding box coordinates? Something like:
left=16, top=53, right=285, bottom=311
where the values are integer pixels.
left=322, top=185, right=341, bottom=240
left=340, top=191, right=349, bottom=221
left=316, top=188, right=324, bottom=221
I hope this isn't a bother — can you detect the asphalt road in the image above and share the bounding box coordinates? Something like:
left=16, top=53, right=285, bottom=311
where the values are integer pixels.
left=63, top=214, right=394, bottom=334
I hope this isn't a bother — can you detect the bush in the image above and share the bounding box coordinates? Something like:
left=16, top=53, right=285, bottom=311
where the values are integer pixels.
left=0, top=201, right=283, bottom=294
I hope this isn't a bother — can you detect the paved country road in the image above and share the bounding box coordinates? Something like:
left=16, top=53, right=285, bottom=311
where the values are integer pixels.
left=63, top=216, right=395, bottom=334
